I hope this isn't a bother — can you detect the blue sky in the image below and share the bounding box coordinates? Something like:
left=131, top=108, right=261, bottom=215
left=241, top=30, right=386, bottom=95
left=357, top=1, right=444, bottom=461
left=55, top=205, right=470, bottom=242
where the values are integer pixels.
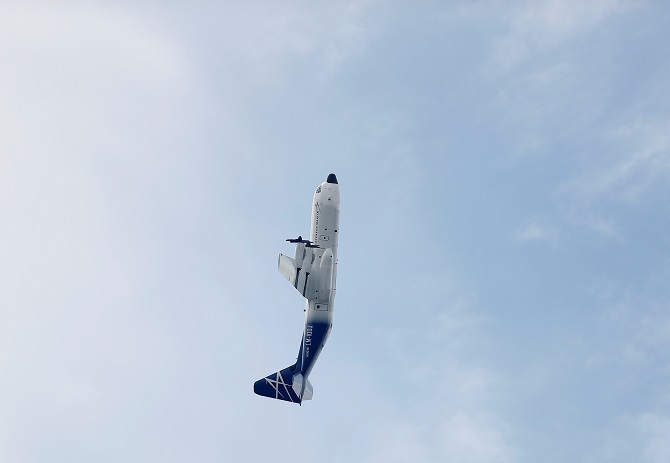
left=2, top=1, right=670, bottom=462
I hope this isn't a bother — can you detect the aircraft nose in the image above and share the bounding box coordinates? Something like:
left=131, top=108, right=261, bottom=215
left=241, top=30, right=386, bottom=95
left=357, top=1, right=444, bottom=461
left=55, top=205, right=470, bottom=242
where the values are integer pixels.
left=326, top=173, right=338, bottom=184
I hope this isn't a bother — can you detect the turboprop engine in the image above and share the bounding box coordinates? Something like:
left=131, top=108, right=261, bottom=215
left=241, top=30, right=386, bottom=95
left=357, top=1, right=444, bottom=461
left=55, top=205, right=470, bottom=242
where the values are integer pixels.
left=313, top=247, right=334, bottom=304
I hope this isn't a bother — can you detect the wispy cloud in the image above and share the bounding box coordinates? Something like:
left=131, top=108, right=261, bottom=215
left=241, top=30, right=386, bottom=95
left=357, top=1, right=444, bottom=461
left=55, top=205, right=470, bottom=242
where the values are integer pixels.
left=439, top=411, right=515, bottom=463
left=559, top=121, right=670, bottom=203
left=515, top=219, right=561, bottom=245
left=587, top=262, right=670, bottom=371
left=550, top=119, right=670, bottom=237
left=585, top=413, right=670, bottom=463
left=560, top=207, right=623, bottom=238
left=362, top=367, right=515, bottom=463
left=491, top=0, right=641, bottom=71
left=319, top=1, right=381, bottom=78
left=361, top=274, right=515, bottom=462
left=186, top=0, right=380, bottom=85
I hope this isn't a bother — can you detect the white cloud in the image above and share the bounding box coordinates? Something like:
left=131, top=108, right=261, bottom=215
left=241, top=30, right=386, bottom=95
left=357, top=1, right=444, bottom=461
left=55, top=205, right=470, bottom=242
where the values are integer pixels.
left=184, top=0, right=379, bottom=85
left=640, top=415, right=670, bottom=463
left=0, top=5, right=239, bottom=461
left=360, top=273, right=515, bottom=462
left=363, top=423, right=431, bottom=463
left=0, top=3, right=192, bottom=167
left=560, top=121, right=670, bottom=203
left=589, top=266, right=670, bottom=365
left=516, top=220, right=560, bottom=245
left=440, top=412, right=515, bottom=463
left=361, top=367, right=515, bottom=463
left=491, top=0, right=641, bottom=71
left=585, top=413, right=670, bottom=463
left=319, top=1, right=381, bottom=78
left=560, top=207, right=623, bottom=238
left=549, top=120, right=670, bottom=237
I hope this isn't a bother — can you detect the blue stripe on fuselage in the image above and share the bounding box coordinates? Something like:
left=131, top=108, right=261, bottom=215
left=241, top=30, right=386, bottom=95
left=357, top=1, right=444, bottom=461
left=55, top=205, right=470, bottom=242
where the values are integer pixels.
left=297, top=321, right=330, bottom=377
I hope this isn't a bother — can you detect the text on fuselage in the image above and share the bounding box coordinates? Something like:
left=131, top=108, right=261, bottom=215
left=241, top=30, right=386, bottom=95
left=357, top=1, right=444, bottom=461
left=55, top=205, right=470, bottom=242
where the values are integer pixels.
left=305, top=324, right=313, bottom=357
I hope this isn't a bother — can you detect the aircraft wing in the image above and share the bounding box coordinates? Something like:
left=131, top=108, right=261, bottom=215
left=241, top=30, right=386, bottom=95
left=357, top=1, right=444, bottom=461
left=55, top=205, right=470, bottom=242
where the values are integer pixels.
left=278, top=253, right=316, bottom=299
left=278, top=254, right=298, bottom=285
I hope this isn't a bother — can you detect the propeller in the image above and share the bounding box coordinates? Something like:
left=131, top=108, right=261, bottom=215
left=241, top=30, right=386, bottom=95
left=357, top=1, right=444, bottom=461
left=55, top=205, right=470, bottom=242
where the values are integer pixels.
left=305, top=243, right=321, bottom=248
left=286, top=235, right=312, bottom=244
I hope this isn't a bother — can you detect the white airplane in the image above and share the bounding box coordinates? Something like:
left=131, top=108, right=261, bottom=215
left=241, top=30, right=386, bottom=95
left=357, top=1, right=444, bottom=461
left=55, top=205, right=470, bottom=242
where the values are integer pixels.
left=254, top=173, right=340, bottom=404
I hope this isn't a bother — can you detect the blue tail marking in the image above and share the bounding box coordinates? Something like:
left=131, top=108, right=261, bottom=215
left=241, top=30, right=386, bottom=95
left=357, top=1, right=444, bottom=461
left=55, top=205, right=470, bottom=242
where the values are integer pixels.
left=253, top=364, right=302, bottom=404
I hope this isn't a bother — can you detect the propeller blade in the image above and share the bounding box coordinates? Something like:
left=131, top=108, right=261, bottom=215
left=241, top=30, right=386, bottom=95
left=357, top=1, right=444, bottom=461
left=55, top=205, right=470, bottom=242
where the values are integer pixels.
left=286, top=235, right=312, bottom=244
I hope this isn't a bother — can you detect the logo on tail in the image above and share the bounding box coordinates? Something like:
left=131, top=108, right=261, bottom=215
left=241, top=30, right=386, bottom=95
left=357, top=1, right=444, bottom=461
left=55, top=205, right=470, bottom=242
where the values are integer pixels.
left=253, top=365, right=313, bottom=404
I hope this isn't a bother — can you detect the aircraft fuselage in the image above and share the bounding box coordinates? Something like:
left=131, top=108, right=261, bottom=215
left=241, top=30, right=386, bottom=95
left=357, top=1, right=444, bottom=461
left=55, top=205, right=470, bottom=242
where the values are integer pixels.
left=254, top=174, right=340, bottom=404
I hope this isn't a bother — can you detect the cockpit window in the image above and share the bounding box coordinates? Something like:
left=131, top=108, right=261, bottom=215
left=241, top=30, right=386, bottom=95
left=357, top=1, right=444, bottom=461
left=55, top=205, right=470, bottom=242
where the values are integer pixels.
left=316, top=186, right=321, bottom=193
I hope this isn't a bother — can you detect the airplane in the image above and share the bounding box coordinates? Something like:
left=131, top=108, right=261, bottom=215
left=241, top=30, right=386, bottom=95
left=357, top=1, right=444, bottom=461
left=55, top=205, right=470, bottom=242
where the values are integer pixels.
left=253, top=173, right=340, bottom=405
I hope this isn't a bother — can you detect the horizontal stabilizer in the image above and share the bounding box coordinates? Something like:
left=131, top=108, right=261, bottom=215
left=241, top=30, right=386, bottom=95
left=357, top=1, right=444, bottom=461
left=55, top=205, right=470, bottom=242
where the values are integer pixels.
left=254, top=365, right=302, bottom=404
left=291, top=373, right=313, bottom=401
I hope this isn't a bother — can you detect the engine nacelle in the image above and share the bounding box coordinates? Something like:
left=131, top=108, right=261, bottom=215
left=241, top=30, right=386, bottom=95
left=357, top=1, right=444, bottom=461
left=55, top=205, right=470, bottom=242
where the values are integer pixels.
left=312, top=248, right=333, bottom=303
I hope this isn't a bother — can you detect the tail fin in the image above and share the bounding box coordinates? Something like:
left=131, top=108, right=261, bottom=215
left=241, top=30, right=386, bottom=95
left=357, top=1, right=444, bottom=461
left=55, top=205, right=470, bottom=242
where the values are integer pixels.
left=291, top=373, right=313, bottom=401
left=253, top=365, right=313, bottom=404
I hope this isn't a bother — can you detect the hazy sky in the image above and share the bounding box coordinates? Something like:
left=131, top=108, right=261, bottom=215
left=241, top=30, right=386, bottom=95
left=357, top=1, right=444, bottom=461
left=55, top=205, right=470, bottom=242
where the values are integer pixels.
left=2, top=1, right=670, bottom=462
